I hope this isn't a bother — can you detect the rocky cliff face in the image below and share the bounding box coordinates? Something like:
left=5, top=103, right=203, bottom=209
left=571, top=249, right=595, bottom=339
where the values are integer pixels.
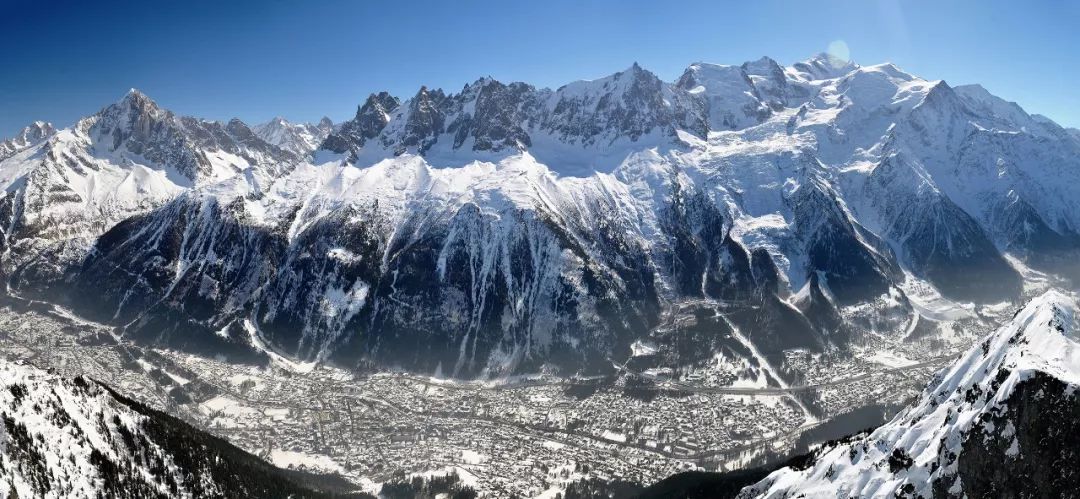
left=88, top=89, right=299, bottom=182
left=2, top=55, right=1080, bottom=378
left=947, top=370, right=1080, bottom=498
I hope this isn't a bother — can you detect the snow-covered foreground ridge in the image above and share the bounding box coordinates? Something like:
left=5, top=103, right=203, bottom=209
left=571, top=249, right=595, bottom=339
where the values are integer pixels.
left=2, top=53, right=1080, bottom=377
left=0, top=359, right=349, bottom=498
left=739, top=290, right=1080, bottom=498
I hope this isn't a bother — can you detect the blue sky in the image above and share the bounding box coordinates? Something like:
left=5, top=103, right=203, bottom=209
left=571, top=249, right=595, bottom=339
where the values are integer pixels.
left=2, top=0, right=1078, bottom=137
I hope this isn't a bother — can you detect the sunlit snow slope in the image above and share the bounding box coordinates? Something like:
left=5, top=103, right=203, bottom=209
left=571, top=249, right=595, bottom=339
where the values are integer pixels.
left=738, top=290, right=1080, bottom=498
left=0, top=359, right=356, bottom=498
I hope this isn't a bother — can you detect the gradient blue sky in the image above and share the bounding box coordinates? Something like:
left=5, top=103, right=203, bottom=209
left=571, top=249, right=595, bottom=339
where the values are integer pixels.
left=2, top=0, right=1079, bottom=137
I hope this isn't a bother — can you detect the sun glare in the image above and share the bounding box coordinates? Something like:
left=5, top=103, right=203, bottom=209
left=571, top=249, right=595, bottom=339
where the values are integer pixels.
left=826, top=39, right=851, bottom=65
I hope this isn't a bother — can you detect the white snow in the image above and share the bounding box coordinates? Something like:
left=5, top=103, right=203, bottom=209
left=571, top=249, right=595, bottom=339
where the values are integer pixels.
left=630, top=339, right=658, bottom=357
left=863, top=351, right=917, bottom=368
left=270, top=449, right=347, bottom=474
left=253, top=117, right=332, bottom=156
left=459, top=449, right=487, bottom=465
left=200, top=395, right=259, bottom=418
left=0, top=358, right=242, bottom=498
left=743, top=290, right=1080, bottom=498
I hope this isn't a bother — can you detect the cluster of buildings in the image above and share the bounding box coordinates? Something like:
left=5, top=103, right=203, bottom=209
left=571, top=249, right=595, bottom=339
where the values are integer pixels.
left=0, top=303, right=976, bottom=497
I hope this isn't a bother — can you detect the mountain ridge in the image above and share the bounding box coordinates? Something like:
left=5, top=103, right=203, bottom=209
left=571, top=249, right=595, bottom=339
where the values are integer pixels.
left=1, top=55, right=1079, bottom=378
left=0, top=358, right=366, bottom=498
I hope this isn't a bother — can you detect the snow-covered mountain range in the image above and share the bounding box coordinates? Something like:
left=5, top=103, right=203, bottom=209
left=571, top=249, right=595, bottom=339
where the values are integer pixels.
left=0, top=359, right=358, bottom=498
left=737, top=290, right=1080, bottom=498
left=3, top=53, right=1080, bottom=378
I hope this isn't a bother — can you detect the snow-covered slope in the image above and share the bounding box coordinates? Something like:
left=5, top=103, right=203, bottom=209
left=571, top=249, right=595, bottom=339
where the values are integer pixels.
left=253, top=116, right=333, bottom=156
left=4, top=54, right=1080, bottom=378
left=0, top=359, right=355, bottom=498
left=738, top=290, right=1080, bottom=498
left=674, top=56, right=804, bottom=131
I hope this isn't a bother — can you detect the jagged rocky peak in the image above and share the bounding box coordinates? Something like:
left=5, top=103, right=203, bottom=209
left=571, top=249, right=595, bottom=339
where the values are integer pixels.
left=920, top=78, right=959, bottom=106
left=321, top=61, right=715, bottom=158
left=71, top=89, right=299, bottom=181
left=547, top=61, right=707, bottom=144
left=398, top=85, right=449, bottom=153
left=321, top=91, right=400, bottom=155
left=738, top=290, right=1080, bottom=498
left=889, top=79, right=979, bottom=156
left=446, top=77, right=539, bottom=151
left=358, top=91, right=400, bottom=127
left=317, top=116, right=334, bottom=131
left=0, top=121, right=55, bottom=160
left=11, top=121, right=55, bottom=144
left=119, top=87, right=159, bottom=111
left=589, top=63, right=665, bottom=106
left=77, top=88, right=217, bottom=180
left=118, top=88, right=168, bottom=123
left=85, top=88, right=168, bottom=147
left=255, top=115, right=292, bottom=135
left=620, top=61, right=658, bottom=88
left=225, top=117, right=260, bottom=141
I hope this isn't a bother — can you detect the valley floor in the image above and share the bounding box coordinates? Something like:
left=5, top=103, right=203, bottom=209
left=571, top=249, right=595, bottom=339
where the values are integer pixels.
left=0, top=296, right=1001, bottom=497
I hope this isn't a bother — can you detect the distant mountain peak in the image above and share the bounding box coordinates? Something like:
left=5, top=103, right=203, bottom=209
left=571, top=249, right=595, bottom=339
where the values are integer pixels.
left=619, top=61, right=657, bottom=82
left=792, top=52, right=860, bottom=80
left=252, top=115, right=333, bottom=157
left=463, top=75, right=498, bottom=90
left=16, top=121, right=54, bottom=141
left=809, top=51, right=854, bottom=67
left=0, top=121, right=55, bottom=161
left=741, top=55, right=784, bottom=76
left=118, top=87, right=160, bottom=112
